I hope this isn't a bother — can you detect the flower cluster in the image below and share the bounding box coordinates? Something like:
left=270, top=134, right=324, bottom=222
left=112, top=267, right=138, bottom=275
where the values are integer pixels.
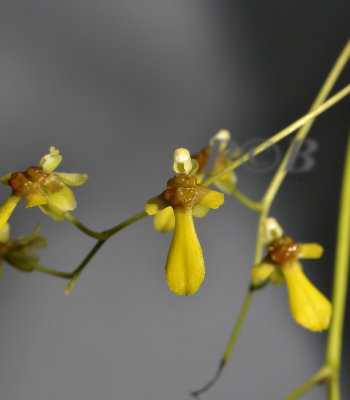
left=0, top=147, right=87, bottom=230
left=145, top=148, right=224, bottom=295
left=251, top=218, right=332, bottom=331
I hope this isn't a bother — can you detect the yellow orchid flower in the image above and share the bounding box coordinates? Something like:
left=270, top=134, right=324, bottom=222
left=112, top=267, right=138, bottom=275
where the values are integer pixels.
left=152, top=130, right=236, bottom=233
left=145, top=148, right=224, bottom=295
left=251, top=218, right=332, bottom=332
left=0, top=147, right=87, bottom=229
left=0, top=223, right=47, bottom=277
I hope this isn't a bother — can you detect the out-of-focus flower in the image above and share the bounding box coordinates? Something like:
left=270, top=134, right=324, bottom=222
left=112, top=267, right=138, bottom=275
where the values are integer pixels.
left=0, top=223, right=47, bottom=277
left=251, top=218, right=332, bottom=332
left=0, top=147, right=87, bottom=229
left=145, top=148, right=224, bottom=295
left=209, top=129, right=238, bottom=195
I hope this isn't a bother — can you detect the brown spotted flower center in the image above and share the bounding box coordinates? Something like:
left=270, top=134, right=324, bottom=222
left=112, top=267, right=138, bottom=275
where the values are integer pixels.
left=163, top=174, right=210, bottom=209
left=8, top=167, right=48, bottom=198
left=267, top=236, right=300, bottom=265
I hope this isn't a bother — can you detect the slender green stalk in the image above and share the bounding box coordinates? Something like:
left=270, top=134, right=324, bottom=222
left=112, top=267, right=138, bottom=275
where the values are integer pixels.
left=65, top=239, right=105, bottom=294
left=325, top=133, right=350, bottom=398
left=191, top=281, right=266, bottom=398
left=222, top=289, right=253, bottom=363
left=15, top=256, right=72, bottom=279
left=232, top=189, right=262, bottom=212
left=327, top=375, right=341, bottom=400
left=31, top=263, right=73, bottom=279
left=283, top=366, right=333, bottom=400
left=64, top=212, right=106, bottom=240
left=102, top=211, right=147, bottom=237
left=202, top=84, right=350, bottom=188
left=65, top=210, right=147, bottom=293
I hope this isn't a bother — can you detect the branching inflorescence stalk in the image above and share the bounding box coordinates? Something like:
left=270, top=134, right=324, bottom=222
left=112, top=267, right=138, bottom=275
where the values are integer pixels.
left=191, top=39, right=350, bottom=399
left=16, top=44, right=349, bottom=399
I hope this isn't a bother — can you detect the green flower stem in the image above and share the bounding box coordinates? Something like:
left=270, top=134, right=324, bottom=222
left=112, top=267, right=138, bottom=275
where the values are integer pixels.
left=283, top=366, right=333, bottom=400
left=17, top=257, right=73, bottom=279
left=191, top=281, right=266, bottom=398
left=202, top=83, right=350, bottom=188
left=232, top=189, right=262, bottom=212
left=65, top=210, right=147, bottom=293
left=65, top=239, right=105, bottom=294
left=31, top=263, right=73, bottom=279
left=325, top=133, right=350, bottom=399
left=64, top=212, right=106, bottom=240
left=327, top=378, right=341, bottom=400
left=102, top=211, right=147, bottom=237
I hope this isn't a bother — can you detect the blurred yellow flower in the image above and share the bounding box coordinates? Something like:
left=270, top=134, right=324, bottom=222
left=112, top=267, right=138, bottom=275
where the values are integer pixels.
left=251, top=218, right=332, bottom=332
left=209, top=129, right=238, bottom=195
left=146, top=148, right=224, bottom=295
left=0, top=223, right=47, bottom=277
left=0, top=147, right=87, bottom=229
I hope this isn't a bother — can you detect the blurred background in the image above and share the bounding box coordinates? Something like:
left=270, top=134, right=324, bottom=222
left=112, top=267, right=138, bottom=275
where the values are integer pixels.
left=0, top=1, right=349, bottom=399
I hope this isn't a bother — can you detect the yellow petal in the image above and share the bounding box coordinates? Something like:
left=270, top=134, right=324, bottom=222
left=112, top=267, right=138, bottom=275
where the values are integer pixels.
left=195, top=172, right=205, bottom=184
left=0, top=172, right=14, bottom=185
left=53, top=172, right=88, bottom=186
left=270, top=268, right=285, bottom=286
left=0, top=223, right=10, bottom=243
left=251, top=261, right=275, bottom=281
left=145, top=195, right=168, bottom=215
left=198, top=190, right=224, bottom=209
left=0, top=195, right=21, bottom=232
left=192, top=204, right=210, bottom=218
left=153, top=206, right=175, bottom=232
left=283, top=261, right=332, bottom=332
left=189, top=159, right=200, bottom=176
left=165, top=208, right=205, bottom=295
left=45, top=182, right=77, bottom=212
left=25, top=193, right=48, bottom=208
left=39, top=202, right=65, bottom=221
left=299, top=243, right=324, bottom=259
left=213, top=172, right=237, bottom=195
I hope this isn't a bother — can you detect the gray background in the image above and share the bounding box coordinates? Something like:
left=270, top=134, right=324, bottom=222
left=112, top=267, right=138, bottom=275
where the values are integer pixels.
left=0, top=1, right=349, bottom=399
